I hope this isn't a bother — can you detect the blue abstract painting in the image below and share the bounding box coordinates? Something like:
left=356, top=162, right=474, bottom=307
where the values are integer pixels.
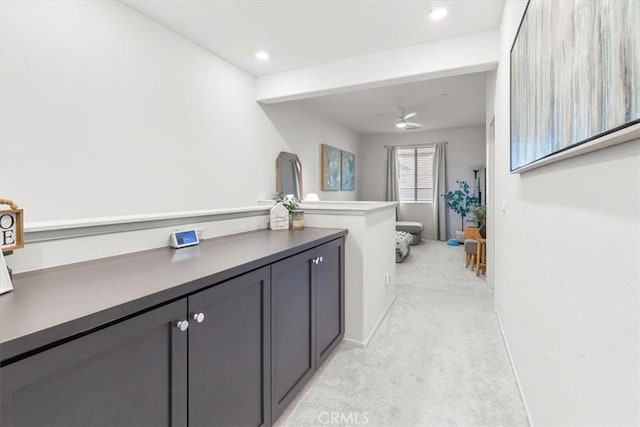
left=321, top=144, right=341, bottom=191
left=510, top=0, right=640, bottom=171
left=341, top=151, right=355, bottom=191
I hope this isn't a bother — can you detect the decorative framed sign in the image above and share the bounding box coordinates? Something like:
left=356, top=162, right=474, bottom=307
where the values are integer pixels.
left=341, top=150, right=355, bottom=191
left=321, top=144, right=341, bottom=191
left=510, top=0, right=640, bottom=173
left=0, top=199, right=24, bottom=252
left=270, top=202, right=290, bottom=230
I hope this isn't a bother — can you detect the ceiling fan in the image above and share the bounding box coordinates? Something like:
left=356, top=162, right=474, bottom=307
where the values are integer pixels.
left=395, top=111, right=423, bottom=130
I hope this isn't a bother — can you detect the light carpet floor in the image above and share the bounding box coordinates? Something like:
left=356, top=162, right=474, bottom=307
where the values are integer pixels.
left=275, top=240, right=529, bottom=427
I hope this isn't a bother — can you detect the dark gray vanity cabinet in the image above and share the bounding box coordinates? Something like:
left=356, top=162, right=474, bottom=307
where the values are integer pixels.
left=188, top=267, right=271, bottom=427
left=0, top=300, right=189, bottom=427
left=0, top=229, right=346, bottom=427
left=270, top=238, right=345, bottom=423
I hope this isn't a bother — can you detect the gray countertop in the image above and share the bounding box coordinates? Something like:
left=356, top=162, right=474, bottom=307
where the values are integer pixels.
left=0, top=227, right=347, bottom=364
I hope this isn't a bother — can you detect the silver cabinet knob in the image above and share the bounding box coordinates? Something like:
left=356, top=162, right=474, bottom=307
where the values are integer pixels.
left=176, top=320, right=189, bottom=332
left=319, top=256, right=323, bottom=263
left=193, top=312, right=205, bottom=323
left=312, top=257, right=319, bottom=265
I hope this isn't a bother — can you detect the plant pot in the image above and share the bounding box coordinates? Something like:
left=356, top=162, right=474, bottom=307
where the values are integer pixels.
left=455, top=230, right=465, bottom=243
left=479, top=224, right=486, bottom=238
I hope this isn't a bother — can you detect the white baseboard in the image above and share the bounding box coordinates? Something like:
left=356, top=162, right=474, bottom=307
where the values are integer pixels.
left=343, top=294, right=398, bottom=349
left=363, top=294, right=398, bottom=345
left=495, top=310, right=533, bottom=426
left=341, top=337, right=367, bottom=348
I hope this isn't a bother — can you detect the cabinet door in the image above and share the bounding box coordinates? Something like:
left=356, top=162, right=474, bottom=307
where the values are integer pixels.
left=270, top=249, right=315, bottom=422
left=0, top=300, right=188, bottom=427
left=315, top=238, right=345, bottom=367
left=188, top=267, right=271, bottom=427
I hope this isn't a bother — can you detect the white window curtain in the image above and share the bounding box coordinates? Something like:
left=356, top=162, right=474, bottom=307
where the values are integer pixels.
left=432, top=143, right=448, bottom=241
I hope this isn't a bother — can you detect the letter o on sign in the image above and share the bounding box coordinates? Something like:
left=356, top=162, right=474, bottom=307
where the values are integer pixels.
left=0, top=214, right=15, bottom=230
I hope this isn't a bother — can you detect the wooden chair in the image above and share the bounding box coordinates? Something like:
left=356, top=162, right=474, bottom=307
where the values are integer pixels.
left=476, top=238, right=487, bottom=277
left=463, top=227, right=481, bottom=270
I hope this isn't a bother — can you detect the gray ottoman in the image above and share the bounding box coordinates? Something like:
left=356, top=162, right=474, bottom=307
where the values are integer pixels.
left=396, top=221, right=424, bottom=245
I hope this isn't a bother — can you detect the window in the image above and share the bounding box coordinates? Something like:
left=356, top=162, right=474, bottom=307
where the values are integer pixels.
left=397, top=146, right=435, bottom=202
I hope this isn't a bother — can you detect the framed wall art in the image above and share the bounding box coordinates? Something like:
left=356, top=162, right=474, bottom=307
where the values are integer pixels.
left=510, top=0, right=640, bottom=173
left=341, top=150, right=355, bottom=191
left=321, top=144, right=341, bottom=191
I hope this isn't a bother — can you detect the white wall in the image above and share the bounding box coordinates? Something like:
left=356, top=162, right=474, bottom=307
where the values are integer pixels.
left=260, top=102, right=360, bottom=201
left=485, top=70, right=497, bottom=287
left=0, top=0, right=357, bottom=226
left=362, top=208, right=397, bottom=342
left=11, top=210, right=270, bottom=273
left=493, top=1, right=640, bottom=425
left=358, top=127, right=486, bottom=239
left=304, top=204, right=397, bottom=346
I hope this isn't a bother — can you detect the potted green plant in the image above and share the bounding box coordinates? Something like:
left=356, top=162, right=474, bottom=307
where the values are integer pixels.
left=471, top=204, right=486, bottom=238
left=272, top=193, right=302, bottom=229
left=272, top=192, right=300, bottom=211
left=443, top=180, right=479, bottom=243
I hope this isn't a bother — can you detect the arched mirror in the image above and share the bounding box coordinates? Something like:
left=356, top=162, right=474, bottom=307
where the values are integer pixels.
left=276, top=152, right=303, bottom=199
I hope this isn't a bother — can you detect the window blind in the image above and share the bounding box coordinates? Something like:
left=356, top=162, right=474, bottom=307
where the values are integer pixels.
left=397, top=146, right=435, bottom=202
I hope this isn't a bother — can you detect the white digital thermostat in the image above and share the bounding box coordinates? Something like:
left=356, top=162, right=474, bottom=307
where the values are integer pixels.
left=170, top=229, right=200, bottom=249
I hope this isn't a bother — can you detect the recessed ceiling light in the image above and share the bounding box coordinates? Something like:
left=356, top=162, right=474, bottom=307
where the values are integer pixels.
left=396, top=122, right=407, bottom=129
left=430, top=8, right=448, bottom=20
left=255, top=51, right=270, bottom=61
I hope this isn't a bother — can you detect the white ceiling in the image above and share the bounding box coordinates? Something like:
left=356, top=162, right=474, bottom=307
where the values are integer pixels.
left=301, top=72, right=487, bottom=135
left=122, top=0, right=505, bottom=76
